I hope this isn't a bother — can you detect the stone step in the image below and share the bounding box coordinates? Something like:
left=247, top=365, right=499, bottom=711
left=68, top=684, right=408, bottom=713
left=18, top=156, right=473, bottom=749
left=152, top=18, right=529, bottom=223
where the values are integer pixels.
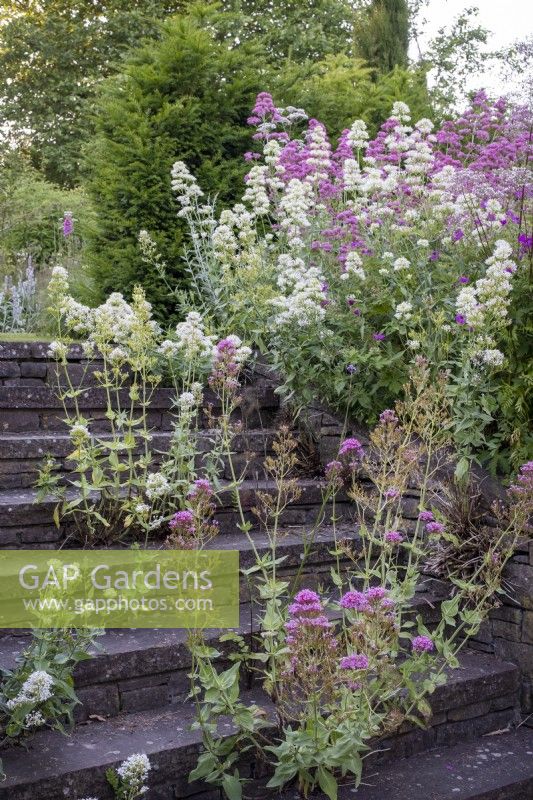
left=0, top=478, right=421, bottom=546
left=0, top=428, right=279, bottom=489
left=0, top=653, right=523, bottom=800
left=0, top=653, right=520, bottom=800
left=0, top=549, right=448, bottom=721
left=280, top=729, right=533, bottom=800
left=0, top=380, right=281, bottom=433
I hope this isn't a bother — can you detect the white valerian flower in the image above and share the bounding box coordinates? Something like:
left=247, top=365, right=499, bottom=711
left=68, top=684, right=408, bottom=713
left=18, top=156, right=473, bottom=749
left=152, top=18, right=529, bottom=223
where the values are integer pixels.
left=394, top=301, right=413, bottom=322
left=135, top=503, right=150, bottom=515
left=117, top=753, right=151, bottom=792
left=378, top=268, right=389, bottom=276
left=70, top=423, right=90, bottom=441
left=407, top=339, right=421, bottom=350
left=417, top=239, right=429, bottom=248
left=393, top=257, right=411, bottom=271
left=178, top=391, right=196, bottom=410
left=108, top=346, right=128, bottom=364
left=173, top=312, right=216, bottom=364
left=278, top=178, right=313, bottom=244
left=480, top=348, right=505, bottom=367
left=243, top=165, right=270, bottom=215
left=145, top=473, right=170, bottom=500
left=344, top=251, right=366, bottom=280
left=415, top=118, right=434, bottom=135
left=171, top=161, right=203, bottom=215
left=47, top=341, right=68, bottom=361
left=8, top=670, right=55, bottom=707
left=24, top=711, right=46, bottom=728
left=391, top=101, right=411, bottom=122
left=347, top=119, right=369, bottom=150
left=305, top=120, right=332, bottom=184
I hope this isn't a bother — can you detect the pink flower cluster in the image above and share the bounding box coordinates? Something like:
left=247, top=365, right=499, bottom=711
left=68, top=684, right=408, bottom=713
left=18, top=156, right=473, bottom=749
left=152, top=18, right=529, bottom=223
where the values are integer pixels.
left=340, top=586, right=395, bottom=613
left=411, top=635, right=434, bottom=654
left=284, top=589, right=338, bottom=674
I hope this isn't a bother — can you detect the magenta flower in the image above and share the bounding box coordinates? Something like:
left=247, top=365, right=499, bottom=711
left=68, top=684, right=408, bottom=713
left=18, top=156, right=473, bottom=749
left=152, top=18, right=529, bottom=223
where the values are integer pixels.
left=412, top=635, right=434, bottom=653
left=339, top=437, right=363, bottom=457
left=62, top=212, right=73, bottom=237
left=372, top=332, right=386, bottom=341
left=455, top=314, right=466, bottom=325
left=339, top=653, right=369, bottom=671
left=340, top=591, right=368, bottom=611
left=385, top=530, right=404, bottom=543
left=426, top=521, right=445, bottom=534
left=418, top=510, right=434, bottom=522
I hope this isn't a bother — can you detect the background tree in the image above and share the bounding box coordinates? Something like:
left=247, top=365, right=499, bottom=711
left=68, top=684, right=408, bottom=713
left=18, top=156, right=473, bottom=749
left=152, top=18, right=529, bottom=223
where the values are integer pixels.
left=356, top=0, right=410, bottom=73
left=84, top=12, right=267, bottom=317
left=0, top=0, right=185, bottom=186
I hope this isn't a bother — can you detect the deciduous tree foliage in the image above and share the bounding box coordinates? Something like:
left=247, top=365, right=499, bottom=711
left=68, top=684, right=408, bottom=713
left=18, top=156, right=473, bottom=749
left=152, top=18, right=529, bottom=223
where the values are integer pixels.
left=0, top=0, right=185, bottom=185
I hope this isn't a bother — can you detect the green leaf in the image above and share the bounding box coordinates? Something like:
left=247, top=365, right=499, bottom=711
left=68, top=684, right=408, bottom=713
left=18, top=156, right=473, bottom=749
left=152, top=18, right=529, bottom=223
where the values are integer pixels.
left=317, top=767, right=338, bottom=800
left=221, top=772, right=243, bottom=800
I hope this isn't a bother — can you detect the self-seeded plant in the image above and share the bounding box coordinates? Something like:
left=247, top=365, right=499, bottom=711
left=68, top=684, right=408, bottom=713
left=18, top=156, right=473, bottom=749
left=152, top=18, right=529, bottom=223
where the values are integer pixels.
left=188, top=363, right=532, bottom=800
left=106, top=753, right=152, bottom=800
left=39, top=266, right=251, bottom=545
left=0, top=628, right=100, bottom=778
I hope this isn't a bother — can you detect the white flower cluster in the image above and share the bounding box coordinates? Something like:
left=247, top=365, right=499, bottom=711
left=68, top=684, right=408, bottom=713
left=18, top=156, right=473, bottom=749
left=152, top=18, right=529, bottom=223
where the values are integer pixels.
left=171, top=161, right=204, bottom=217
left=394, top=301, right=413, bottom=322
left=305, top=121, right=332, bottom=184
left=24, top=710, right=46, bottom=728
left=159, top=312, right=216, bottom=363
left=272, top=256, right=326, bottom=327
left=347, top=119, right=369, bottom=151
left=47, top=340, right=68, bottom=361
left=278, top=179, right=313, bottom=246
left=393, top=257, right=411, bottom=272
left=145, top=472, right=170, bottom=500
left=391, top=101, right=411, bottom=122
left=456, top=240, right=516, bottom=329
left=342, top=251, right=366, bottom=281
left=7, top=670, right=54, bottom=709
left=243, top=165, right=270, bottom=215
left=116, top=753, right=151, bottom=795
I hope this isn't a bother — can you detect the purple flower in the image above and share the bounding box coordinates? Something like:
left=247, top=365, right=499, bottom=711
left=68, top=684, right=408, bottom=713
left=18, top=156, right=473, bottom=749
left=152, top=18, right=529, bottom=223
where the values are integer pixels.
left=418, top=510, right=434, bottom=522
left=385, top=530, right=404, bottom=543
left=426, top=521, right=445, bottom=534
left=169, top=510, right=195, bottom=532
left=340, top=591, right=368, bottom=611
left=458, top=276, right=469, bottom=284
left=339, top=653, right=369, bottom=671
left=455, top=314, right=466, bottom=325
left=325, top=460, right=343, bottom=480
left=62, top=212, right=73, bottom=237
left=188, top=478, right=213, bottom=498
left=366, top=586, right=388, bottom=602
left=293, top=589, right=320, bottom=606
left=339, top=438, right=363, bottom=457
left=429, top=251, right=440, bottom=261
left=412, top=635, right=434, bottom=653
left=346, top=364, right=358, bottom=374
left=379, top=409, right=398, bottom=425
left=452, top=228, right=464, bottom=242
left=372, top=332, right=386, bottom=341
left=384, top=487, right=400, bottom=500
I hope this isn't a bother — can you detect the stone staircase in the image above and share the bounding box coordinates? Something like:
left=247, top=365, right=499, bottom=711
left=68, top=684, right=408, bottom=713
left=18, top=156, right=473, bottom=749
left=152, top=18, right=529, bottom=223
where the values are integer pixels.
left=0, top=341, right=532, bottom=800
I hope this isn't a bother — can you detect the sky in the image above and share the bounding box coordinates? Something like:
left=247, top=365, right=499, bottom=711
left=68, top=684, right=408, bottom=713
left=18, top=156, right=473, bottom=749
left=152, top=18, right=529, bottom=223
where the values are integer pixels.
left=410, top=0, right=533, bottom=96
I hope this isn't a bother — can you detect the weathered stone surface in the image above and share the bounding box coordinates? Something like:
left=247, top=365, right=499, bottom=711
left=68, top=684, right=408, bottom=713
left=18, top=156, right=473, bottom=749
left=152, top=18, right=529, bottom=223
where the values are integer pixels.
left=0, top=362, right=20, bottom=379
left=19, top=362, right=47, bottom=379
left=504, top=562, right=533, bottom=610
left=0, top=411, right=40, bottom=432
left=522, top=611, right=533, bottom=644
